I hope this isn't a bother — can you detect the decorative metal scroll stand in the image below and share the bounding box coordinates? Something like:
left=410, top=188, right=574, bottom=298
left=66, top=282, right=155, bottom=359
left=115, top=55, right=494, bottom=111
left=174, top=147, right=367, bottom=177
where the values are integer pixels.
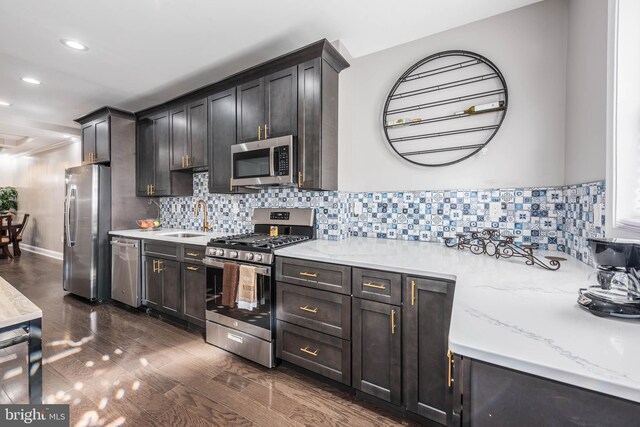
left=444, top=228, right=566, bottom=271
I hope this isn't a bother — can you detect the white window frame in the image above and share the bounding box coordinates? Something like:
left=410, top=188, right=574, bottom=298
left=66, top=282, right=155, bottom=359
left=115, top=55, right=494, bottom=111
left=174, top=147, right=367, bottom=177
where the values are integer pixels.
left=606, top=0, right=640, bottom=238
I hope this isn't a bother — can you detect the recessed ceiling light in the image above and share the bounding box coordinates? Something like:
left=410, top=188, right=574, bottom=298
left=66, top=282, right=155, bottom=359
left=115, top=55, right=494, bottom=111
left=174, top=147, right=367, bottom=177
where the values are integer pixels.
left=21, top=77, right=41, bottom=85
left=0, top=101, right=10, bottom=107
left=60, top=39, right=88, bottom=51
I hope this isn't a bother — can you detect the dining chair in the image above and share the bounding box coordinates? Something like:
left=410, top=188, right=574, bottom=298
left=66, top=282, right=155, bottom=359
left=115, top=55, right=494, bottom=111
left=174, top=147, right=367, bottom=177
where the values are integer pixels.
left=11, top=214, right=29, bottom=256
left=0, top=215, right=13, bottom=258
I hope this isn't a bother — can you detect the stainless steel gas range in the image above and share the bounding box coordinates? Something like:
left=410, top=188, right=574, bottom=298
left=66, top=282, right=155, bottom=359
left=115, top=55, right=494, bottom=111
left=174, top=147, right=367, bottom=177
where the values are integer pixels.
left=202, top=208, right=315, bottom=367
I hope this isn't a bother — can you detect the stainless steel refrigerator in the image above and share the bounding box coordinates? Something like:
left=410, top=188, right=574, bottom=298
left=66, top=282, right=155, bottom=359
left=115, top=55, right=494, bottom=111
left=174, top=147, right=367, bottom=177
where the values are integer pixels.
left=63, top=164, right=111, bottom=301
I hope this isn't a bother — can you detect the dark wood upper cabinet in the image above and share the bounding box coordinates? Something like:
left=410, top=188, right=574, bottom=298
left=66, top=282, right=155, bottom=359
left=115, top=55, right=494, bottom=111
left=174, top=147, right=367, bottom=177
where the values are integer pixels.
left=169, top=106, right=188, bottom=171
left=209, top=88, right=254, bottom=194
left=237, top=78, right=265, bottom=144
left=187, top=98, right=208, bottom=169
left=236, top=66, right=297, bottom=144
left=264, top=66, right=298, bottom=139
left=352, top=298, right=402, bottom=406
left=170, top=98, right=208, bottom=171
left=403, top=276, right=456, bottom=426
left=297, top=58, right=339, bottom=190
left=137, top=111, right=192, bottom=197
left=77, top=107, right=135, bottom=165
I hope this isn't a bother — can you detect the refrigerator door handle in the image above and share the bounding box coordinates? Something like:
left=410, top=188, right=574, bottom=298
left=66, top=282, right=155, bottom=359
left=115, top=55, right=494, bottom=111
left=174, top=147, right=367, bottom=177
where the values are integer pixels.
left=67, top=185, right=78, bottom=247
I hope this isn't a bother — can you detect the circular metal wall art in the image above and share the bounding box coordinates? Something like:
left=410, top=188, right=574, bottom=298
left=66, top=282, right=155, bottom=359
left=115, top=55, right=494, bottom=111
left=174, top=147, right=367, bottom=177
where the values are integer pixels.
left=382, top=50, right=508, bottom=167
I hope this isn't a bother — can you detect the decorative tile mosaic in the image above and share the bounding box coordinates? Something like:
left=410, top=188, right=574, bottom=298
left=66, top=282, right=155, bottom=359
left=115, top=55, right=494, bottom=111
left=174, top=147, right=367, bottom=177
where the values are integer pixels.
left=159, top=172, right=605, bottom=265
left=349, top=187, right=567, bottom=251
left=561, top=181, right=606, bottom=265
left=160, top=173, right=352, bottom=240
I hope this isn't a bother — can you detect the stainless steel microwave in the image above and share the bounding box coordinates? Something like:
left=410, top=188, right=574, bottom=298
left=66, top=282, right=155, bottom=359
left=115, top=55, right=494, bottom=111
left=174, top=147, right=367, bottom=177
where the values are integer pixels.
left=230, top=135, right=294, bottom=187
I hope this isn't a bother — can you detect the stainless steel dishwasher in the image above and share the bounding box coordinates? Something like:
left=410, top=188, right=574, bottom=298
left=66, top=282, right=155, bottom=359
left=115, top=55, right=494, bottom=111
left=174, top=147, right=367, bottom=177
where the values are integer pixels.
left=110, top=237, right=141, bottom=307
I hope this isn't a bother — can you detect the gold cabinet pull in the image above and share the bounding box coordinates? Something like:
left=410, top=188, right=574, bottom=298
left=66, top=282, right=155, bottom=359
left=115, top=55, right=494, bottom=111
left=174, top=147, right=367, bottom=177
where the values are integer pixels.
left=447, top=350, right=454, bottom=388
left=258, top=125, right=262, bottom=140
left=363, top=282, right=386, bottom=290
left=264, top=124, right=269, bottom=139
left=298, top=171, right=303, bottom=187
left=156, top=260, right=163, bottom=273
left=186, top=266, right=199, bottom=271
left=186, top=252, right=199, bottom=257
left=411, top=280, right=416, bottom=306
left=181, top=155, right=185, bottom=168
left=185, top=154, right=189, bottom=167
left=152, top=259, right=158, bottom=273
left=299, top=346, right=318, bottom=357
left=146, top=184, right=150, bottom=195
left=299, top=305, right=318, bottom=314
left=150, top=184, right=154, bottom=195
left=230, top=177, right=233, bottom=192
left=299, top=272, right=318, bottom=278
left=391, top=309, right=396, bottom=335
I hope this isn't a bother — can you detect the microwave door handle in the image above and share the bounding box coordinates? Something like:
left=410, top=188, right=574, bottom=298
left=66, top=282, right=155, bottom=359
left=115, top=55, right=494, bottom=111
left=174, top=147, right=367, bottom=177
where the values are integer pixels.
left=270, top=146, right=276, bottom=177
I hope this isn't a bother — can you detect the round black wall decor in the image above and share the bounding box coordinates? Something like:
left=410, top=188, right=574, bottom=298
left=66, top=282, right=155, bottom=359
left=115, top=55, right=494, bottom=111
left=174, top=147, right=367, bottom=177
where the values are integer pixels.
left=382, top=50, right=508, bottom=167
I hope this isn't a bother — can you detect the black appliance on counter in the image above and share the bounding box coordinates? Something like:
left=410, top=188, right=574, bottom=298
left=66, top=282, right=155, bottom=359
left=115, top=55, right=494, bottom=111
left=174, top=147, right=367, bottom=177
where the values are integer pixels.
left=578, top=237, right=640, bottom=318
left=202, top=208, right=315, bottom=367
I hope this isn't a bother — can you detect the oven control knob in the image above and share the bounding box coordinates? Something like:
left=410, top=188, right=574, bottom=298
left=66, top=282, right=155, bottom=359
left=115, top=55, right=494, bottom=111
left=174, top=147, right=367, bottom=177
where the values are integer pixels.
left=216, top=249, right=224, bottom=257
left=254, top=254, right=263, bottom=262
left=246, top=253, right=254, bottom=260
left=230, top=251, right=238, bottom=258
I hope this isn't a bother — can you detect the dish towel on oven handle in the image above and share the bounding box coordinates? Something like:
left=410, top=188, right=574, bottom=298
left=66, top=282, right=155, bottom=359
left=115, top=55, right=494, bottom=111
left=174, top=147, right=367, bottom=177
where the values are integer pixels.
left=237, top=264, right=258, bottom=310
left=222, top=262, right=240, bottom=307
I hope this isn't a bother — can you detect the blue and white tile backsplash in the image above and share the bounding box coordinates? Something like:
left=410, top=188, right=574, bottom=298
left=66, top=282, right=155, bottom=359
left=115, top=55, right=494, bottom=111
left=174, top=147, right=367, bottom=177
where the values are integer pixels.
left=159, top=172, right=605, bottom=265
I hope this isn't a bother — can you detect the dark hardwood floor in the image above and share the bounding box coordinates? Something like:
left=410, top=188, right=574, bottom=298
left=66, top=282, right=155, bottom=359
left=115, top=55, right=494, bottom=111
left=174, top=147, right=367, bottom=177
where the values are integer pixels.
left=0, top=252, right=419, bottom=426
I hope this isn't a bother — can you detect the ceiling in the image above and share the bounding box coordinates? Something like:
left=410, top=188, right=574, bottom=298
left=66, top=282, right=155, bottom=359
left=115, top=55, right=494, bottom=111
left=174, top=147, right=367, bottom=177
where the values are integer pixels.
left=0, top=0, right=540, bottom=156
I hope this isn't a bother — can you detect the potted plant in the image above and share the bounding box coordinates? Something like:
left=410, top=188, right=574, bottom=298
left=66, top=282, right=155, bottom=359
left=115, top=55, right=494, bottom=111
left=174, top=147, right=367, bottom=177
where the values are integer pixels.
left=0, top=186, right=18, bottom=215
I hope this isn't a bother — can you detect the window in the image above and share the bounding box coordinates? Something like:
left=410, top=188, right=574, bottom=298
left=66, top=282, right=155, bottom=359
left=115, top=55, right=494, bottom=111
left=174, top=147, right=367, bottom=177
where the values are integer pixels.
left=607, top=0, right=640, bottom=237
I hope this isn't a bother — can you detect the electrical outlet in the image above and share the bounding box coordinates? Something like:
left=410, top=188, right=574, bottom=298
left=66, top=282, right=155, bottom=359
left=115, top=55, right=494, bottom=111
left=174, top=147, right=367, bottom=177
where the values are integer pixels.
left=489, top=202, right=506, bottom=220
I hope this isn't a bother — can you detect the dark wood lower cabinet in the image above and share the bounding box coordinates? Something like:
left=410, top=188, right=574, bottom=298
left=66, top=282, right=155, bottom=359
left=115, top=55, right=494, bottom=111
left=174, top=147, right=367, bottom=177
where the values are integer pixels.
left=182, top=262, right=206, bottom=327
left=403, top=276, right=455, bottom=426
left=158, top=258, right=181, bottom=317
left=457, top=357, right=640, bottom=427
left=143, top=257, right=161, bottom=310
left=352, top=298, right=401, bottom=405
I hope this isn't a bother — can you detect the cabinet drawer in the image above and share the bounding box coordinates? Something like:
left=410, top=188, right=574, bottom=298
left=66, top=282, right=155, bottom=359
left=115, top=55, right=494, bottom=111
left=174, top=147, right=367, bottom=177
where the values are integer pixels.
left=276, top=320, right=350, bottom=385
left=276, top=282, right=350, bottom=339
left=183, top=246, right=206, bottom=262
left=276, top=257, right=351, bottom=295
left=352, top=268, right=402, bottom=305
left=143, top=241, right=178, bottom=259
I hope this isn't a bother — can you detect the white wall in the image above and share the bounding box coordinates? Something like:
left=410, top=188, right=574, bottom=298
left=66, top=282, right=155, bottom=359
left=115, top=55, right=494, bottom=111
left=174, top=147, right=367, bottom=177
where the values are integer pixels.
left=339, top=0, right=570, bottom=191
left=564, top=0, right=608, bottom=184
left=6, top=142, right=81, bottom=254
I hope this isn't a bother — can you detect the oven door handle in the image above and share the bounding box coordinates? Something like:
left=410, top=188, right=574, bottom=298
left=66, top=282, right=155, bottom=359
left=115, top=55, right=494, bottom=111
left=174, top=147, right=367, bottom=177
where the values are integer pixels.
left=202, top=257, right=271, bottom=276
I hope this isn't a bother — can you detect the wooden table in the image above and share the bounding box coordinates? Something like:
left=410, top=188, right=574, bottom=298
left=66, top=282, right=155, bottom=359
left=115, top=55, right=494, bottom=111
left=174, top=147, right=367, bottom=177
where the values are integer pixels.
left=0, top=276, right=42, bottom=403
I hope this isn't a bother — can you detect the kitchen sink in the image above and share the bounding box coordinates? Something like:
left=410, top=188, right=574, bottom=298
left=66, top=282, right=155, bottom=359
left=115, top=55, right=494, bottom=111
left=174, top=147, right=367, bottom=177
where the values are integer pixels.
left=159, top=232, right=205, bottom=238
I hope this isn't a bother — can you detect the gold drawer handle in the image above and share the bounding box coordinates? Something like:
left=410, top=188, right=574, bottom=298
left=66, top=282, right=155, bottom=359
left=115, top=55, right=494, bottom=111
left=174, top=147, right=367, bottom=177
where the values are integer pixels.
left=156, top=260, right=163, bottom=273
left=411, top=280, right=416, bottom=306
left=299, top=272, right=318, bottom=278
left=363, top=282, right=386, bottom=290
left=152, top=259, right=158, bottom=273
left=391, top=309, right=396, bottom=335
left=448, top=350, right=454, bottom=388
left=299, top=346, right=318, bottom=357
left=186, top=266, right=199, bottom=271
left=299, top=305, right=318, bottom=314
left=186, top=252, right=200, bottom=257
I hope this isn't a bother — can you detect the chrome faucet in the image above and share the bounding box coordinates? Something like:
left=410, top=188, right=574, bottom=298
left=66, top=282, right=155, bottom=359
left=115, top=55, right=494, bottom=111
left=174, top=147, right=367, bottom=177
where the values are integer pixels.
left=194, top=199, right=212, bottom=232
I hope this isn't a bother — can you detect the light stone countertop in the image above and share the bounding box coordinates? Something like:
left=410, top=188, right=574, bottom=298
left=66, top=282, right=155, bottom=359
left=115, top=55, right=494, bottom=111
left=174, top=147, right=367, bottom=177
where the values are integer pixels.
left=275, top=237, right=640, bottom=403
left=108, top=228, right=229, bottom=246
left=0, top=275, right=42, bottom=329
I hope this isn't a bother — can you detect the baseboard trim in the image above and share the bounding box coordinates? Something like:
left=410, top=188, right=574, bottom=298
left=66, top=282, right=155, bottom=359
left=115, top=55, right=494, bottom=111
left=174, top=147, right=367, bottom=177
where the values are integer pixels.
left=20, top=244, right=63, bottom=261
